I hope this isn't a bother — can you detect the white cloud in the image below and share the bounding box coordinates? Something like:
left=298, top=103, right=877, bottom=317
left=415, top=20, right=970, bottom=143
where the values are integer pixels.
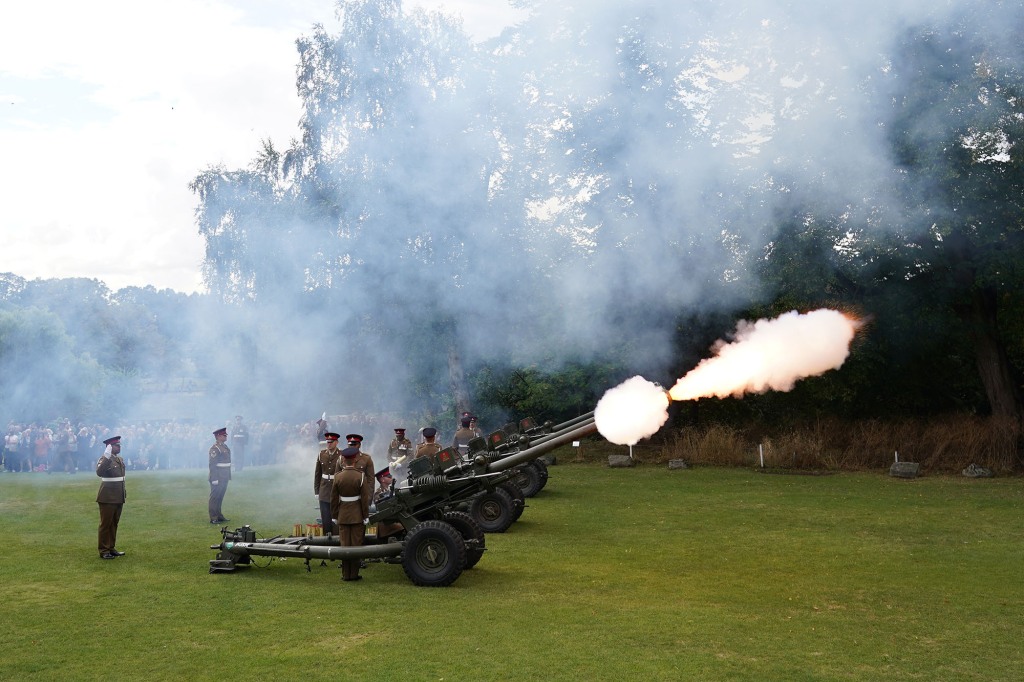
left=0, top=1, right=335, bottom=292
left=0, top=0, right=523, bottom=293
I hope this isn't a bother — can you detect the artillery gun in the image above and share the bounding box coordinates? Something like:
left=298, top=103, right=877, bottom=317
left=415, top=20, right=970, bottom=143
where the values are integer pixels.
left=455, top=410, right=596, bottom=529
left=209, top=413, right=597, bottom=587
left=480, top=410, right=595, bottom=498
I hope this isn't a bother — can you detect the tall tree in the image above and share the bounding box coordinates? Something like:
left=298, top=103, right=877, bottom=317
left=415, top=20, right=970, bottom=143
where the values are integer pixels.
left=884, top=8, right=1024, bottom=422
left=0, top=307, right=105, bottom=422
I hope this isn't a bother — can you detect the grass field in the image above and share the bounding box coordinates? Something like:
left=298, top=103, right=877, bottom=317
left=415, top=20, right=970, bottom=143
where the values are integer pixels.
left=2, top=459, right=1022, bottom=681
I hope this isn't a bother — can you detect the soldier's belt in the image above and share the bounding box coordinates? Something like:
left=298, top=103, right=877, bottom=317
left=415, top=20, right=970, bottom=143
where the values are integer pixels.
left=321, top=474, right=332, bottom=479
left=216, top=463, right=232, bottom=467
left=339, top=495, right=360, bottom=502
left=101, top=477, right=125, bottom=482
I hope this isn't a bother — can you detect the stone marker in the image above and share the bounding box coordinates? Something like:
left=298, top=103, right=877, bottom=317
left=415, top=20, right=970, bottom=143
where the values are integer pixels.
left=962, top=463, right=994, bottom=478
left=889, top=461, right=920, bottom=479
left=668, top=459, right=689, bottom=470
left=607, top=454, right=635, bottom=468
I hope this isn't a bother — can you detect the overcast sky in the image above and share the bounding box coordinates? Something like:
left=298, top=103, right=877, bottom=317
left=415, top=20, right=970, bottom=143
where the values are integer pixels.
left=0, top=0, right=525, bottom=294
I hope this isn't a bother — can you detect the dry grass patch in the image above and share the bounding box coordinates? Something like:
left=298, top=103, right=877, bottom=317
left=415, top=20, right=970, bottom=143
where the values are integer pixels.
left=643, top=414, right=1021, bottom=473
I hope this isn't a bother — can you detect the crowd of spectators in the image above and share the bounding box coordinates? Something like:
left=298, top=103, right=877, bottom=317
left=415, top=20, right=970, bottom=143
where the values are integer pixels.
left=1, top=409, right=464, bottom=473
left=2, top=414, right=458, bottom=473
left=3, top=419, right=302, bottom=473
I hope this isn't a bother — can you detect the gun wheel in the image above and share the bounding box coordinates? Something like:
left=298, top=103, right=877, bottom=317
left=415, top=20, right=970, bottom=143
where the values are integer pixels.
left=402, top=520, right=466, bottom=587
left=511, top=463, right=544, bottom=497
left=499, top=482, right=525, bottom=522
left=469, top=486, right=515, bottom=533
left=531, top=459, right=549, bottom=490
left=442, top=511, right=486, bottom=569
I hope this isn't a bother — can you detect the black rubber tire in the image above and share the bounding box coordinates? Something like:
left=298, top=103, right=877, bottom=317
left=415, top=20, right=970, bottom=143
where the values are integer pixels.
left=401, top=520, right=466, bottom=587
left=531, top=459, right=549, bottom=493
left=469, top=487, right=516, bottom=533
left=499, top=482, right=526, bottom=522
left=442, top=511, right=486, bottom=568
left=511, top=463, right=544, bottom=498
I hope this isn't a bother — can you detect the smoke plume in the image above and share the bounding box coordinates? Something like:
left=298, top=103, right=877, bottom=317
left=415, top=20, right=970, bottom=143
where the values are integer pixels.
left=596, top=309, right=860, bottom=445
left=669, top=309, right=860, bottom=400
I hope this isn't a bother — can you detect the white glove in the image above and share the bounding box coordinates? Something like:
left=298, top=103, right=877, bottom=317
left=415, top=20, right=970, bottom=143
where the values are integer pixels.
left=363, top=518, right=369, bottom=525
left=210, top=480, right=219, bottom=485
left=102, top=445, right=112, bottom=459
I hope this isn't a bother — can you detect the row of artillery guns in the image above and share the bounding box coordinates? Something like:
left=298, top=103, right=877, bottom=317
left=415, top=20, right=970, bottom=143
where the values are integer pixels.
left=209, top=411, right=597, bottom=586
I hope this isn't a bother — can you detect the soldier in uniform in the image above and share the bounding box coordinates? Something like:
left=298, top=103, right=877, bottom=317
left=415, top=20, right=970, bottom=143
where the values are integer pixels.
left=314, top=432, right=342, bottom=536
left=332, top=446, right=374, bottom=581
left=373, top=465, right=394, bottom=501
left=372, top=465, right=404, bottom=539
left=416, top=427, right=441, bottom=459
left=387, top=428, right=412, bottom=463
left=230, top=415, right=249, bottom=471
left=452, top=417, right=476, bottom=457
left=469, top=415, right=482, bottom=438
left=96, top=435, right=127, bottom=559
left=345, top=433, right=373, bottom=468
left=208, top=427, right=231, bottom=524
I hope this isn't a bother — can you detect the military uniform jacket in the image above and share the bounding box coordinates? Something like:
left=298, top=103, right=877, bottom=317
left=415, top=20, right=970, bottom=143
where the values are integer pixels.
left=230, top=425, right=249, bottom=446
left=314, top=448, right=341, bottom=501
left=96, top=454, right=127, bottom=504
left=208, top=443, right=232, bottom=483
left=387, top=437, right=412, bottom=461
left=452, top=427, right=476, bottom=455
left=416, top=442, right=442, bottom=459
left=331, top=455, right=373, bottom=524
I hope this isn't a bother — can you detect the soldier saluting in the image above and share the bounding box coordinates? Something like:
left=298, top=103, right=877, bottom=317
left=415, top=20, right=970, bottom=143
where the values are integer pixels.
left=208, top=427, right=231, bottom=524
left=96, top=435, right=127, bottom=560
left=314, top=432, right=342, bottom=536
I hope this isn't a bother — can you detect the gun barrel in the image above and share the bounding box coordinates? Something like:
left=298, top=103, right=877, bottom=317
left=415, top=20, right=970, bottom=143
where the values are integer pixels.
left=222, top=540, right=404, bottom=561
left=552, top=411, right=596, bottom=430
left=487, top=417, right=596, bottom=473
left=528, top=412, right=596, bottom=448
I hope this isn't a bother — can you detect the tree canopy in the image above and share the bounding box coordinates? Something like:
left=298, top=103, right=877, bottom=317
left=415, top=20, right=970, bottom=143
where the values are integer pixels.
left=3, top=0, right=1023, bottom=435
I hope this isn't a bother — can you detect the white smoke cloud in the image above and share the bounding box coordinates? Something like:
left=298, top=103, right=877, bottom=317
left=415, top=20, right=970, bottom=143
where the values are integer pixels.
left=594, top=375, right=670, bottom=446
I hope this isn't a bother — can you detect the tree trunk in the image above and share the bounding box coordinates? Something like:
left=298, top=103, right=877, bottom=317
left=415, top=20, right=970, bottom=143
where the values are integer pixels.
left=447, top=343, right=470, bottom=417
left=966, top=286, right=1023, bottom=422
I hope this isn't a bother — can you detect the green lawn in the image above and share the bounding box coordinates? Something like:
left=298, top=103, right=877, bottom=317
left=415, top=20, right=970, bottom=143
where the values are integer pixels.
left=2, top=462, right=1022, bottom=681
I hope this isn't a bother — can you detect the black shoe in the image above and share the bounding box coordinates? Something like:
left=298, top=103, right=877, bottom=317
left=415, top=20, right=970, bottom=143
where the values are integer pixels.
left=110, top=550, right=125, bottom=556
left=100, top=552, right=116, bottom=559
left=217, top=518, right=230, bottom=523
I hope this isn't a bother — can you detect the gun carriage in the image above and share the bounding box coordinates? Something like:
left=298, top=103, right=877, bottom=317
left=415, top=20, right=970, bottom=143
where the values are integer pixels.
left=210, top=413, right=597, bottom=587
